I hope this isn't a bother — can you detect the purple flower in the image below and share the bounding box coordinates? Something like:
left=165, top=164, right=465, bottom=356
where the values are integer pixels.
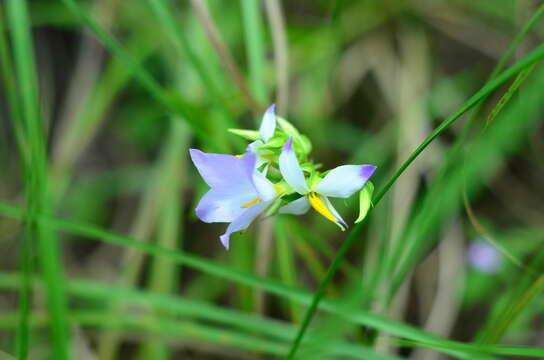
left=259, top=104, right=276, bottom=142
left=278, top=137, right=376, bottom=230
left=467, top=241, right=503, bottom=273
left=190, top=149, right=277, bottom=249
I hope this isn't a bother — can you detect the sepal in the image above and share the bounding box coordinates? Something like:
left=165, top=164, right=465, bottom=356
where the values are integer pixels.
left=228, top=128, right=261, bottom=140
left=355, top=181, right=374, bottom=223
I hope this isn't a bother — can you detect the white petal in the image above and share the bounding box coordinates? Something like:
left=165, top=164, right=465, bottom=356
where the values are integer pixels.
left=247, top=140, right=264, bottom=153
left=219, top=200, right=270, bottom=249
left=279, top=196, right=310, bottom=215
left=259, top=104, right=276, bottom=142
left=252, top=170, right=277, bottom=201
left=315, top=165, right=376, bottom=198
left=279, top=137, right=309, bottom=195
left=247, top=140, right=269, bottom=167
left=322, top=195, right=348, bottom=230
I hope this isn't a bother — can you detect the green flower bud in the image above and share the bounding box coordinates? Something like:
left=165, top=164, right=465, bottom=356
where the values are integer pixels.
left=298, top=135, right=312, bottom=155
left=355, top=181, right=374, bottom=224
left=277, top=117, right=300, bottom=138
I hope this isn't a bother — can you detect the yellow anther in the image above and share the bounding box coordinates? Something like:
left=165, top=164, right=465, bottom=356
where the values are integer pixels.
left=308, top=192, right=336, bottom=224
left=235, top=154, right=243, bottom=158
left=241, top=198, right=263, bottom=208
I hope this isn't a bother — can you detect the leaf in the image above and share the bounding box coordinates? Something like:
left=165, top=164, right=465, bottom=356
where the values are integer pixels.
left=277, top=116, right=300, bottom=138
left=228, top=128, right=261, bottom=140
left=355, top=181, right=374, bottom=224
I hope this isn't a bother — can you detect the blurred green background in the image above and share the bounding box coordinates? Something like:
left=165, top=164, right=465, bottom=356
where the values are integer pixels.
left=1, top=0, right=544, bottom=359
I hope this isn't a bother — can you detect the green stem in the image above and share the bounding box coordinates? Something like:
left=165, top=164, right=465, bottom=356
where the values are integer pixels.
left=285, top=41, right=544, bottom=359
left=382, top=2, right=544, bottom=308
left=0, top=5, right=31, bottom=359
left=6, top=0, right=69, bottom=359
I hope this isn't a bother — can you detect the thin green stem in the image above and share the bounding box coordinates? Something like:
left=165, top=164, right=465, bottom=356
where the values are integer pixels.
left=382, top=3, right=544, bottom=307
left=285, top=41, right=544, bottom=359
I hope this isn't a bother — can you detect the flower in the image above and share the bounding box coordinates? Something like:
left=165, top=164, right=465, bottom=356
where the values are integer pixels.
left=189, top=149, right=277, bottom=249
left=467, top=241, right=503, bottom=273
left=278, top=137, right=376, bottom=230
left=247, top=104, right=277, bottom=167
left=259, top=104, right=277, bottom=142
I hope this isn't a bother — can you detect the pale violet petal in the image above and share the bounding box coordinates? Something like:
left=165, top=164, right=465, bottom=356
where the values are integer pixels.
left=279, top=196, right=310, bottom=215
left=195, top=186, right=256, bottom=223
left=279, top=137, right=309, bottom=195
left=315, top=165, right=377, bottom=198
left=190, top=149, right=256, bottom=188
left=252, top=170, right=277, bottom=201
left=259, top=104, right=276, bottom=142
left=247, top=140, right=268, bottom=167
left=247, top=140, right=264, bottom=153
left=219, top=200, right=270, bottom=249
left=322, top=195, right=348, bottom=230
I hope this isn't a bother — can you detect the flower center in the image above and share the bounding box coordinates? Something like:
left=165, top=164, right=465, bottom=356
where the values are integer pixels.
left=308, top=192, right=336, bottom=224
left=241, top=198, right=263, bottom=208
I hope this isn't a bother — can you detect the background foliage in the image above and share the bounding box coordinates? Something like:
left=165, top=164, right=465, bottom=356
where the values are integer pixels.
left=1, top=0, right=544, bottom=359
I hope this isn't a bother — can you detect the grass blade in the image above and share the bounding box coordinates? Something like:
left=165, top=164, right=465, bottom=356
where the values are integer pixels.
left=0, top=202, right=542, bottom=358
left=286, top=41, right=544, bottom=359
left=6, top=0, right=69, bottom=358
left=240, top=0, right=267, bottom=106
left=60, top=0, right=212, bottom=144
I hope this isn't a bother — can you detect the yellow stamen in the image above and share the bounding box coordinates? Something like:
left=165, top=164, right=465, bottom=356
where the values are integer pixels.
left=241, top=198, right=263, bottom=208
left=308, top=192, right=336, bottom=224
left=235, top=154, right=243, bottom=158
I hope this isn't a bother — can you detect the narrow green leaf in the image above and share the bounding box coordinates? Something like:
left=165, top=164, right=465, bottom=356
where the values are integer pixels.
left=6, top=0, right=69, bottom=359
left=286, top=41, right=544, bottom=359
left=0, top=202, right=539, bottom=359
left=240, top=0, right=267, bottom=106
left=355, top=181, right=374, bottom=224
left=228, top=128, right=261, bottom=140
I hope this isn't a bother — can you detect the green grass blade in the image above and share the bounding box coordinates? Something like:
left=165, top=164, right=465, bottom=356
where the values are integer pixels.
left=145, top=0, right=240, bottom=154
left=0, top=273, right=402, bottom=359
left=60, top=0, right=213, bottom=145
left=286, top=41, right=544, bottom=359
left=6, top=0, right=69, bottom=359
left=139, top=119, right=188, bottom=359
left=51, top=32, right=159, bottom=201
left=0, top=202, right=541, bottom=358
left=3, top=273, right=543, bottom=359
left=96, top=123, right=190, bottom=357
left=0, top=6, right=32, bottom=359
left=0, top=5, right=26, bottom=166
left=14, top=231, right=32, bottom=359
left=240, top=0, right=267, bottom=106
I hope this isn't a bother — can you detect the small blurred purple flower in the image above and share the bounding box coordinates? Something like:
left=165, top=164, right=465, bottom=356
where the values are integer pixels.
left=467, top=241, right=503, bottom=273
